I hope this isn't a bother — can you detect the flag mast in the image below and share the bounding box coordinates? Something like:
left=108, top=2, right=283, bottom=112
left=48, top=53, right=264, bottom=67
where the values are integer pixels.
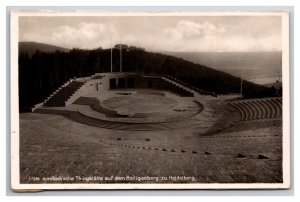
left=240, top=78, right=243, bottom=95
left=120, top=36, right=122, bottom=73
left=240, top=70, right=243, bottom=97
left=110, top=38, right=113, bottom=73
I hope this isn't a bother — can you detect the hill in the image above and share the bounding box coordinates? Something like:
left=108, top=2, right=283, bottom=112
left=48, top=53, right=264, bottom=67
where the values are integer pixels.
left=164, top=51, right=282, bottom=85
left=264, top=81, right=282, bottom=87
left=19, top=42, right=69, bottom=57
left=18, top=43, right=278, bottom=112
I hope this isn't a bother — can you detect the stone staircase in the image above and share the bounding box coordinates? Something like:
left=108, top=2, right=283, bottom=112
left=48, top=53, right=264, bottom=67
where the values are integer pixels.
left=161, top=77, right=195, bottom=96
left=43, top=81, right=84, bottom=107
left=163, top=75, right=217, bottom=97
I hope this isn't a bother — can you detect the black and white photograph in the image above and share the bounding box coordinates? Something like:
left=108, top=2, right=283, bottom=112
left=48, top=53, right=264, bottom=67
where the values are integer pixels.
left=10, top=10, right=290, bottom=190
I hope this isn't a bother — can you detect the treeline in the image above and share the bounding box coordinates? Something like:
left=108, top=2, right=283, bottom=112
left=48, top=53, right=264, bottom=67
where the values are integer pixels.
left=19, top=45, right=278, bottom=112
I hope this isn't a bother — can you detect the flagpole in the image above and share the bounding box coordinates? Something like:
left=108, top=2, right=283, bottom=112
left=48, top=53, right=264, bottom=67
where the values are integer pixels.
left=240, top=70, right=243, bottom=97
left=120, top=41, right=122, bottom=73
left=240, top=78, right=243, bottom=95
left=110, top=39, right=113, bottom=73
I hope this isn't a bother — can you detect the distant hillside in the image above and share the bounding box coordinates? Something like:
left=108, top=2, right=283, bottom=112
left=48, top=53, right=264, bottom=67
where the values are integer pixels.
left=18, top=43, right=278, bottom=112
left=19, top=42, right=69, bottom=57
left=264, top=81, right=282, bottom=88
left=164, top=51, right=282, bottom=85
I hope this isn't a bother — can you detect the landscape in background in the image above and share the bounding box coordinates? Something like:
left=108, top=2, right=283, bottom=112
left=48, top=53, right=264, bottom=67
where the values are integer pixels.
left=20, top=42, right=282, bottom=85
left=19, top=42, right=282, bottom=113
left=17, top=14, right=284, bottom=186
left=165, top=51, right=282, bottom=85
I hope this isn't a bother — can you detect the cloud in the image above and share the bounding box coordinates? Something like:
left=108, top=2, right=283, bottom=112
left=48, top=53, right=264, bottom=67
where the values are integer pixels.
left=155, top=20, right=280, bottom=52
left=19, top=16, right=282, bottom=52
left=21, top=22, right=119, bottom=49
left=53, top=22, right=120, bottom=49
left=163, top=20, right=226, bottom=40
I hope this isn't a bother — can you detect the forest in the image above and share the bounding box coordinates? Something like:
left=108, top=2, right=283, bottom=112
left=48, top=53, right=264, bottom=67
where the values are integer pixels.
left=19, top=44, right=278, bottom=112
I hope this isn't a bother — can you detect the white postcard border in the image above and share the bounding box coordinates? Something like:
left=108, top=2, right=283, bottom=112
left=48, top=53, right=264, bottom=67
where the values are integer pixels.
left=10, top=10, right=291, bottom=190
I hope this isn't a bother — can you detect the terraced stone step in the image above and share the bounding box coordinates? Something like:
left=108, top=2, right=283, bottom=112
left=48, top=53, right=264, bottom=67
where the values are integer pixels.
left=34, top=108, right=203, bottom=131
left=73, top=96, right=126, bottom=117
left=230, top=97, right=282, bottom=121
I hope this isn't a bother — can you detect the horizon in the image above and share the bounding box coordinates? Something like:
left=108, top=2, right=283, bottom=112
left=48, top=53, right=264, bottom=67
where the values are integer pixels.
left=19, top=41, right=282, bottom=53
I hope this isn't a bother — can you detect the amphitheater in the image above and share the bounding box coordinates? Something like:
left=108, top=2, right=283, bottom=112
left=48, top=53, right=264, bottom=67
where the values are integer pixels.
left=20, top=72, right=283, bottom=184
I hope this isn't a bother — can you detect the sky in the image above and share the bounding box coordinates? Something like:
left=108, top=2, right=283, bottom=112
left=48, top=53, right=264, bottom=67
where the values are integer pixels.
left=19, top=15, right=282, bottom=52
